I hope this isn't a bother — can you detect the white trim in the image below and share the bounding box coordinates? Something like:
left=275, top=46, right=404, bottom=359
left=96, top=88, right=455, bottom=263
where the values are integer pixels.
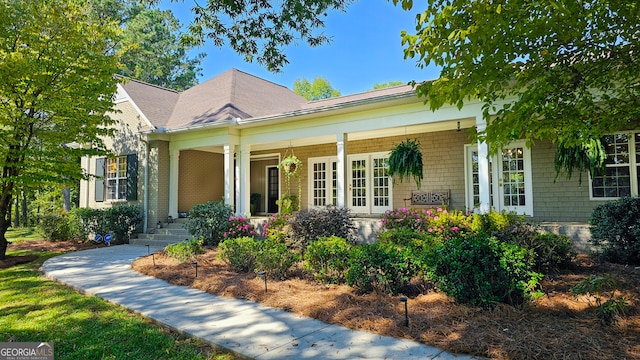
left=588, top=131, right=639, bottom=200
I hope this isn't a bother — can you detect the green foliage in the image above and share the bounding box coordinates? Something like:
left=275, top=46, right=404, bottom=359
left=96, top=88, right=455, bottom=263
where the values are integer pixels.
left=185, top=0, right=349, bottom=72
left=165, top=238, right=204, bottom=263
left=303, top=236, right=353, bottom=283
left=276, top=195, right=299, bottom=215
left=289, top=206, right=356, bottom=252
left=114, top=5, right=203, bottom=91
left=372, top=80, right=404, bottom=89
left=37, top=213, right=72, bottom=241
left=345, top=242, right=417, bottom=295
left=261, top=212, right=293, bottom=241
left=34, top=205, right=141, bottom=243
left=554, top=137, right=606, bottom=183
left=494, top=224, right=575, bottom=273
left=255, top=238, right=300, bottom=280
left=429, top=235, right=542, bottom=307
left=396, top=0, right=640, bottom=154
left=293, top=77, right=341, bottom=100
left=589, top=197, right=640, bottom=265
left=471, top=211, right=524, bottom=236
left=571, top=275, right=629, bottom=324
left=184, top=201, right=233, bottom=246
left=387, top=139, right=423, bottom=189
left=0, top=0, right=121, bottom=258
left=104, top=204, right=144, bottom=244
left=218, top=237, right=260, bottom=273
left=380, top=207, right=472, bottom=240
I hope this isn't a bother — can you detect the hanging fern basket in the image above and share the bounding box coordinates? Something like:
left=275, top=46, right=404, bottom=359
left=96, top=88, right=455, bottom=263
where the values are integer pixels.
left=387, top=138, right=424, bottom=189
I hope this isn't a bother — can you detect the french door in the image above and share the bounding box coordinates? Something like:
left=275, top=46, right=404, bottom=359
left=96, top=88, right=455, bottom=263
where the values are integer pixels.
left=465, top=141, right=533, bottom=215
left=309, top=152, right=391, bottom=214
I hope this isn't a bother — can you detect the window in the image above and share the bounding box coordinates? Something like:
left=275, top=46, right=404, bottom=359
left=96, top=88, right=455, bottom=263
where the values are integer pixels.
left=309, top=152, right=391, bottom=214
left=95, top=154, right=137, bottom=202
left=106, top=156, right=128, bottom=200
left=590, top=133, right=639, bottom=199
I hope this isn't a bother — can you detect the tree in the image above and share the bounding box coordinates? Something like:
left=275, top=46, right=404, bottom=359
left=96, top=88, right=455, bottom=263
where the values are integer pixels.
left=92, top=0, right=204, bottom=91
left=293, top=77, right=341, bottom=101
left=396, top=0, right=640, bottom=165
left=372, top=80, right=404, bottom=89
left=156, top=0, right=351, bottom=72
left=0, top=0, right=121, bottom=259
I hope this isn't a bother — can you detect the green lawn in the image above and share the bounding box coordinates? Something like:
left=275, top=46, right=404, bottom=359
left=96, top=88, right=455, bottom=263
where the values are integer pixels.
left=1, top=237, right=237, bottom=360
left=6, top=226, right=43, bottom=243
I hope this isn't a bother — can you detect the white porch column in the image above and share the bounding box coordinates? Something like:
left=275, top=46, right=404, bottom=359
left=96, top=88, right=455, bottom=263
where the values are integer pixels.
left=476, top=116, right=491, bottom=213
left=223, top=144, right=235, bottom=208
left=168, top=149, right=180, bottom=218
left=336, top=133, right=348, bottom=208
left=236, top=143, right=251, bottom=217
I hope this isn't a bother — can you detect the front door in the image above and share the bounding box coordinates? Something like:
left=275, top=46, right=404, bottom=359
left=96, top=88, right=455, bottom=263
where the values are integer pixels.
left=267, top=166, right=279, bottom=213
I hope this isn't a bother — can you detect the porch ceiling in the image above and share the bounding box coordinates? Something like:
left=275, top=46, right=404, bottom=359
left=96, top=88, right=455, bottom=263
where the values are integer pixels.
left=248, top=117, right=476, bottom=152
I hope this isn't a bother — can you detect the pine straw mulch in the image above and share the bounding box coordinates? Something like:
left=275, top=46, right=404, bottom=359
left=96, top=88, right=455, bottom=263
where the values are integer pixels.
left=132, top=250, right=640, bottom=360
left=0, top=240, right=103, bottom=269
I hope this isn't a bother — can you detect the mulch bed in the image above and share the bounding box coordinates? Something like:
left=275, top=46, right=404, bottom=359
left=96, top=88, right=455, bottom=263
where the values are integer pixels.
left=132, top=250, right=640, bottom=360
left=0, top=240, right=103, bottom=269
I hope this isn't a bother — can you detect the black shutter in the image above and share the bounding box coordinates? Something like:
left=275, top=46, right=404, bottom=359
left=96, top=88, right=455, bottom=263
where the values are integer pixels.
left=95, top=157, right=105, bottom=202
left=126, top=153, right=138, bottom=201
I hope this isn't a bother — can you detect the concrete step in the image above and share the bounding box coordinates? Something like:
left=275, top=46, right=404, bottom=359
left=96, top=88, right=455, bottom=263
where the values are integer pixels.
left=137, top=233, right=192, bottom=242
left=153, top=228, right=189, bottom=236
left=129, top=238, right=182, bottom=247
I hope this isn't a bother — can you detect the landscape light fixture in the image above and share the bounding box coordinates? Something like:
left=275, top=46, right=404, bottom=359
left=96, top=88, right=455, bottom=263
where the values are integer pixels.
left=192, top=262, right=198, bottom=278
left=399, top=296, right=409, bottom=327
left=257, top=271, right=267, bottom=293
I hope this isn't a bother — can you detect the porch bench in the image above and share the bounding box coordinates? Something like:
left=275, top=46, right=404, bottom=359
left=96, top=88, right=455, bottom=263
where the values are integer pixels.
left=404, top=189, right=450, bottom=207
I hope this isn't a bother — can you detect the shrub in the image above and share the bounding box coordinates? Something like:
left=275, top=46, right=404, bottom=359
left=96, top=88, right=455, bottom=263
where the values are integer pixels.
left=104, top=204, right=143, bottom=244
left=288, top=205, right=356, bottom=252
left=428, top=234, right=542, bottom=307
left=37, top=212, right=72, bottom=241
left=345, top=242, right=418, bottom=295
left=571, top=275, right=629, bottom=324
left=224, top=216, right=256, bottom=239
left=471, top=211, right=525, bottom=235
left=218, top=237, right=260, bottom=272
left=494, top=223, right=575, bottom=273
left=303, top=236, right=353, bottom=283
left=69, top=207, right=106, bottom=240
left=165, top=238, right=204, bottom=263
left=255, top=238, right=300, bottom=280
left=380, top=207, right=473, bottom=240
left=185, top=201, right=234, bottom=246
left=589, top=197, right=640, bottom=265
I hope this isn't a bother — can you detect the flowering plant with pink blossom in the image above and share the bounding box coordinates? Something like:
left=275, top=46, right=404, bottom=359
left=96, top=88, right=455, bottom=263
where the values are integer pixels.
left=380, top=207, right=473, bottom=240
left=224, top=216, right=257, bottom=239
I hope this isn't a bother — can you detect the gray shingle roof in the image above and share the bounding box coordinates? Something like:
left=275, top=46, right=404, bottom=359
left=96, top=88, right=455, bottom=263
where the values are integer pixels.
left=120, top=78, right=179, bottom=129
left=120, top=69, right=419, bottom=131
left=166, top=69, right=306, bottom=129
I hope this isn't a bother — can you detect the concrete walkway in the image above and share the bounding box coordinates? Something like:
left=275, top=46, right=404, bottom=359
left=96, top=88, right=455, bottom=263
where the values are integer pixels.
left=42, top=245, right=479, bottom=360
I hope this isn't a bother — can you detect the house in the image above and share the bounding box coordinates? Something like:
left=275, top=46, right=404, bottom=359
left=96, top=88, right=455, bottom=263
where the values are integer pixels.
left=79, top=68, right=634, bottom=245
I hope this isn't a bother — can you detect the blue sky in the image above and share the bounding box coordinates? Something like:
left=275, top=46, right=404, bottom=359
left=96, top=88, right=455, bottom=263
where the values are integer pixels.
left=160, top=1, right=440, bottom=95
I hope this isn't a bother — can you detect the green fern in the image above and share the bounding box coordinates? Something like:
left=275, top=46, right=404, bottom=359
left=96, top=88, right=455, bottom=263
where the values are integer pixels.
left=554, top=137, right=606, bottom=184
left=388, top=138, right=424, bottom=189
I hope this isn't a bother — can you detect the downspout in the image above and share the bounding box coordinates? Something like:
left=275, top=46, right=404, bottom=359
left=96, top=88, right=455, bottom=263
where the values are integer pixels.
left=139, top=135, right=150, bottom=234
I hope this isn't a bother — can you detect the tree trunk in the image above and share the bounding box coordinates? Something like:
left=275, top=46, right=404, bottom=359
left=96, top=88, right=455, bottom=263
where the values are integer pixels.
left=13, top=195, right=19, bottom=227
left=63, top=187, right=71, bottom=212
left=21, top=191, right=27, bottom=226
